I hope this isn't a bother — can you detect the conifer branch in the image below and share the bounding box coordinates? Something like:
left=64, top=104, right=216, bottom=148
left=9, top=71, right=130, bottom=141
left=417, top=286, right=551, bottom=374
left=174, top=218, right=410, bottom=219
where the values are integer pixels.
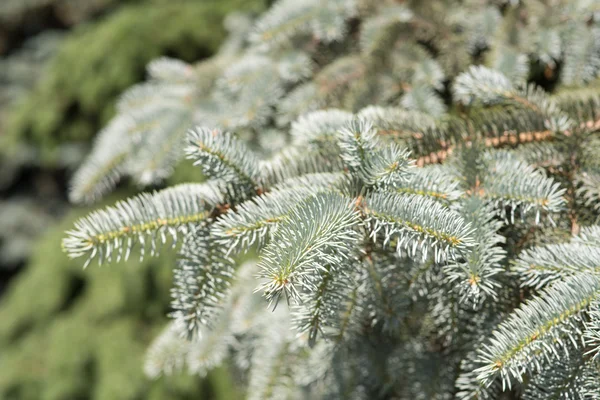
left=185, top=127, right=261, bottom=190
left=472, top=273, right=600, bottom=390
left=59, top=0, right=600, bottom=396
left=480, top=152, right=566, bottom=223
left=170, top=228, right=234, bottom=338
left=257, top=192, right=361, bottom=308
left=363, top=249, right=410, bottom=335
left=247, top=324, right=296, bottom=400
left=212, top=187, right=320, bottom=253
left=291, top=109, right=353, bottom=146
left=68, top=115, right=135, bottom=204
left=62, top=183, right=222, bottom=267
left=584, top=300, right=600, bottom=361
left=292, top=264, right=358, bottom=346
left=364, top=192, right=475, bottom=262
left=514, top=243, right=600, bottom=290
left=395, top=166, right=463, bottom=203
left=444, top=197, right=505, bottom=305
left=521, top=349, right=590, bottom=400
left=251, top=0, right=357, bottom=49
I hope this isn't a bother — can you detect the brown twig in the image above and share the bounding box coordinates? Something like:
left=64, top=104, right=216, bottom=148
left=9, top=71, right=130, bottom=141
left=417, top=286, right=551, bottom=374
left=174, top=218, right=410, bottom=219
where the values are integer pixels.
left=414, top=117, right=600, bottom=167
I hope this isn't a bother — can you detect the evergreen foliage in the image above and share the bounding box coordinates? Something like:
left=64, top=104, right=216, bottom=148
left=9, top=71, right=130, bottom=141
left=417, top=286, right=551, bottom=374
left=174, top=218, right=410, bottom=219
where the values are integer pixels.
left=2, top=0, right=267, bottom=164
left=63, top=0, right=600, bottom=398
left=0, top=194, right=239, bottom=400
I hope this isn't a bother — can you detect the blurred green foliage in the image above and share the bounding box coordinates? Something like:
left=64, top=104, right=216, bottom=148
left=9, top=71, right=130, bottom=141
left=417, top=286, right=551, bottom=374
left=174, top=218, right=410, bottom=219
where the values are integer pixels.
left=3, top=0, right=266, bottom=164
left=0, top=0, right=268, bottom=397
left=0, top=193, right=242, bottom=400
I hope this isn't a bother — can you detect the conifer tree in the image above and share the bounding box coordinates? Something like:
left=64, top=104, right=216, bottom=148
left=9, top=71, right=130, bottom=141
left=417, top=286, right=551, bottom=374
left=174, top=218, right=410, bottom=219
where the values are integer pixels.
left=62, top=0, right=600, bottom=398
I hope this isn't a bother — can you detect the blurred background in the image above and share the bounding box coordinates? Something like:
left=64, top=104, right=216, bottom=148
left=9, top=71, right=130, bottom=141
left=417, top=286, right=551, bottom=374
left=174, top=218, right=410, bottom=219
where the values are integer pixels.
left=0, top=1, right=267, bottom=398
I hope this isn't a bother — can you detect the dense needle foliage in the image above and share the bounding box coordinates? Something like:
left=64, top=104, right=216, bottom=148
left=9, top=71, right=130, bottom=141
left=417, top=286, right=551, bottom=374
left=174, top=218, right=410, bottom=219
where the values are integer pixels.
left=3, top=0, right=267, bottom=163
left=62, top=0, right=600, bottom=398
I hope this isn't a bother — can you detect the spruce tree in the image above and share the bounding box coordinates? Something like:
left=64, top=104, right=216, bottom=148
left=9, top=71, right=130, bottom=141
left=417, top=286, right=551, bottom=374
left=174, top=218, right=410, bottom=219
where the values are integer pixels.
left=62, top=1, right=600, bottom=398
